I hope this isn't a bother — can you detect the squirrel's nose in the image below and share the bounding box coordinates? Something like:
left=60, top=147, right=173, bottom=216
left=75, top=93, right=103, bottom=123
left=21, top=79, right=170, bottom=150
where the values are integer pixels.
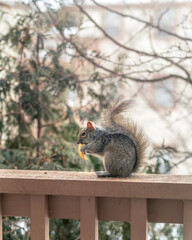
left=77, top=140, right=80, bottom=144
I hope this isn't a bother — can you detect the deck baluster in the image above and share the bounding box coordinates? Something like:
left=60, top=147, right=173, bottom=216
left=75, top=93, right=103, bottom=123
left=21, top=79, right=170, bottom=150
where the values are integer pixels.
left=31, top=195, right=49, bottom=240
left=131, top=198, right=147, bottom=240
left=184, top=200, right=192, bottom=240
left=80, top=196, right=98, bottom=240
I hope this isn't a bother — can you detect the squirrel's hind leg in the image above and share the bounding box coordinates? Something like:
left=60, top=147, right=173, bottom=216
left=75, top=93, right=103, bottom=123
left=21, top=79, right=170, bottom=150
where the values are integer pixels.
left=96, top=171, right=118, bottom=178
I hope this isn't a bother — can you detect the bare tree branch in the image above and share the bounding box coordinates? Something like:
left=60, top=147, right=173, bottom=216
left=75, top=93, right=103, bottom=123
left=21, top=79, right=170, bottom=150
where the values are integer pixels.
left=75, top=2, right=191, bottom=82
left=91, top=0, right=192, bottom=42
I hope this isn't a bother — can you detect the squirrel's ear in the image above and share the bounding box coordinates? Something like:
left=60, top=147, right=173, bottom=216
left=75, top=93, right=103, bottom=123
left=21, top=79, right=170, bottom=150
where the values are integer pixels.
left=87, top=121, right=95, bottom=132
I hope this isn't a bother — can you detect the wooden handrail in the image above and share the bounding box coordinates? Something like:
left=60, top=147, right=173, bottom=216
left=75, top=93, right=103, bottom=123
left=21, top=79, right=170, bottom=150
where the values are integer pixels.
left=0, top=170, right=192, bottom=239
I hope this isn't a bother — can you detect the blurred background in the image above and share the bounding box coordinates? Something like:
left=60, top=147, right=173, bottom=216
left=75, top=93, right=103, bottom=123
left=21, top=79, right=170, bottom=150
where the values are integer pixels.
left=0, top=0, right=192, bottom=239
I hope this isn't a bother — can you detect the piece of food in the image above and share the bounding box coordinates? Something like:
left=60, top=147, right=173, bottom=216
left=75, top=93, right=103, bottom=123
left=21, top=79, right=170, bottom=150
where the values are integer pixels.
left=78, top=144, right=88, bottom=161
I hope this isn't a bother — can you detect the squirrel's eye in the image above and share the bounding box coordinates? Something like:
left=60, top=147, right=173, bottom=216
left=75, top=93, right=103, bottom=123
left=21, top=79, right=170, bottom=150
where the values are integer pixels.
left=81, top=132, right=86, bottom=137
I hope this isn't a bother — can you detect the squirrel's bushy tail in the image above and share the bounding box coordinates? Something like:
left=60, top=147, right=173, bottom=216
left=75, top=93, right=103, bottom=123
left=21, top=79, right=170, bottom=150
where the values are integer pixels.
left=101, top=96, right=149, bottom=172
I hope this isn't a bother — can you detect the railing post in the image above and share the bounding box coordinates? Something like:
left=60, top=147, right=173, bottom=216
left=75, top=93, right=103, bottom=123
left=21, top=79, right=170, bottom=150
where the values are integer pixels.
left=30, top=195, right=49, bottom=240
left=80, top=197, right=98, bottom=240
left=183, top=200, right=192, bottom=240
left=0, top=195, right=2, bottom=240
left=131, top=198, right=147, bottom=240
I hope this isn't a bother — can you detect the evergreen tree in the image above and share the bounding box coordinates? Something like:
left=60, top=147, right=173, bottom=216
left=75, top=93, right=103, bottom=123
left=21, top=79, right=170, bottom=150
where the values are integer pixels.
left=0, top=3, right=122, bottom=239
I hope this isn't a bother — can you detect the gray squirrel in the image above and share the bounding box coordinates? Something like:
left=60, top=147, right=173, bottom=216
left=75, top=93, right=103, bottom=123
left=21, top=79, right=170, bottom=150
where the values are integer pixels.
left=76, top=97, right=148, bottom=177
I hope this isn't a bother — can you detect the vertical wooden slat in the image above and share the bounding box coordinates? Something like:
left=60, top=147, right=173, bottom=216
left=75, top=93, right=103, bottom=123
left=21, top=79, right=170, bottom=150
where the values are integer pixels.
left=31, top=195, right=49, bottom=240
left=131, top=198, right=147, bottom=240
left=183, top=200, right=192, bottom=240
left=80, top=197, right=98, bottom=240
left=0, top=195, right=2, bottom=240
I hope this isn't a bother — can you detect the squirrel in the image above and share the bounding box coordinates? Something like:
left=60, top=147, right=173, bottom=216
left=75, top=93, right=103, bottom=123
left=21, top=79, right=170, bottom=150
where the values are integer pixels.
left=76, top=97, right=148, bottom=177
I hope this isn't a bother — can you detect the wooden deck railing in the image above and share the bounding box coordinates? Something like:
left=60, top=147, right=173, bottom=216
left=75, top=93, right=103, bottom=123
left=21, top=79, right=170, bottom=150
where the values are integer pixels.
left=0, top=170, right=192, bottom=239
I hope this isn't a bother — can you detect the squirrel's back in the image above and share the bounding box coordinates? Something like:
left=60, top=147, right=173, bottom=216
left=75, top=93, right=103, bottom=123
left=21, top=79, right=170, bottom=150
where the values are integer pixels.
left=100, top=97, right=148, bottom=172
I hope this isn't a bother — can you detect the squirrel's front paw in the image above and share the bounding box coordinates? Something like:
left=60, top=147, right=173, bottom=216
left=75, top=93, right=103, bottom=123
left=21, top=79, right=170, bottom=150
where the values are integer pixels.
left=80, top=145, right=87, bottom=154
left=81, top=145, right=93, bottom=154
